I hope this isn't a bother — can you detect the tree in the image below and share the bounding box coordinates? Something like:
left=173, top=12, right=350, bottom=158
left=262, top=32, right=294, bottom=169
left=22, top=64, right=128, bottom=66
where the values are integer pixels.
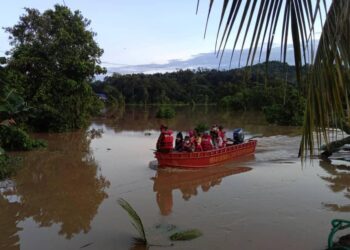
left=199, top=0, right=349, bottom=156
left=5, top=5, right=105, bottom=131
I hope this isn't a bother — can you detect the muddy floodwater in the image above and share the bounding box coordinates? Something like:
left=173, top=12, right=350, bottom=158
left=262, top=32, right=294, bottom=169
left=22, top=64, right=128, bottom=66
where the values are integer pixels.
left=1, top=106, right=350, bottom=250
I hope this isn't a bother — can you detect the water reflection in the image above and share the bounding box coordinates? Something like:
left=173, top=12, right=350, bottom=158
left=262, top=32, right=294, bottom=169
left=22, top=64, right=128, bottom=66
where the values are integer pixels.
left=0, top=193, right=21, bottom=250
left=0, top=131, right=110, bottom=248
left=152, top=166, right=251, bottom=215
left=320, top=159, right=350, bottom=212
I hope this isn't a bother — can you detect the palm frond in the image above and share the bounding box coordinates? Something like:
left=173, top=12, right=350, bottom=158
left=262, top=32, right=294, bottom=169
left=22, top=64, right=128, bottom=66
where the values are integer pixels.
left=199, top=0, right=350, bottom=157
left=300, top=0, right=350, bottom=157
left=118, top=198, right=147, bottom=244
left=201, top=0, right=319, bottom=78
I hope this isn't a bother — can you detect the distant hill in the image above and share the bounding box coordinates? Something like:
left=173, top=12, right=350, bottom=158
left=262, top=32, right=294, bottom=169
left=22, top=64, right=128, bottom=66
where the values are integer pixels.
left=92, top=61, right=305, bottom=125
left=93, top=61, right=299, bottom=105
left=105, top=46, right=296, bottom=74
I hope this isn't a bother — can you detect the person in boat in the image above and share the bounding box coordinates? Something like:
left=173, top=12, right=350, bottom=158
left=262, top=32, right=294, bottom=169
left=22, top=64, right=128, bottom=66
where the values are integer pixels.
left=156, top=125, right=165, bottom=150
left=201, top=131, right=213, bottom=151
left=218, top=125, right=227, bottom=148
left=194, top=133, right=203, bottom=151
left=210, top=124, right=219, bottom=148
left=182, top=135, right=194, bottom=152
left=175, top=131, right=183, bottom=151
left=156, top=125, right=174, bottom=153
left=188, top=129, right=195, bottom=142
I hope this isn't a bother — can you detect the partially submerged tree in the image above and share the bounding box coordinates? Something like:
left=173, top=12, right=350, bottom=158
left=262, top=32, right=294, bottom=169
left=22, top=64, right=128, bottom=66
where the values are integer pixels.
left=199, top=0, right=350, bottom=156
left=5, top=5, right=105, bottom=131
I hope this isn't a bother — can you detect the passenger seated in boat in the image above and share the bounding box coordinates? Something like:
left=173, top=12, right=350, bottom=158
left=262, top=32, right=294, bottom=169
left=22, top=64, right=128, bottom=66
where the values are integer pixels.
left=201, top=131, right=213, bottom=151
left=182, top=135, right=194, bottom=152
left=218, top=125, right=227, bottom=148
left=188, top=129, right=196, bottom=143
left=194, top=133, right=203, bottom=151
left=210, top=125, right=219, bottom=148
left=175, top=132, right=183, bottom=151
left=156, top=126, right=174, bottom=153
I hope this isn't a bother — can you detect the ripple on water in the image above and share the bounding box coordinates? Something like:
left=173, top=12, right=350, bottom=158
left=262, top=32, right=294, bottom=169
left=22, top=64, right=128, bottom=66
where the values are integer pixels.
left=254, top=135, right=301, bottom=163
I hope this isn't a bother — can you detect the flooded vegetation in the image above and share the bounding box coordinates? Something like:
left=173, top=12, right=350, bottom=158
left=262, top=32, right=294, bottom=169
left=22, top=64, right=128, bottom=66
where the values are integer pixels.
left=1, top=106, right=350, bottom=249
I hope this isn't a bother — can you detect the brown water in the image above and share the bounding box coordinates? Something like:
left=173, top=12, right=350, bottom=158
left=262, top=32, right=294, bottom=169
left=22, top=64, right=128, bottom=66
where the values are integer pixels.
left=1, top=106, right=350, bottom=250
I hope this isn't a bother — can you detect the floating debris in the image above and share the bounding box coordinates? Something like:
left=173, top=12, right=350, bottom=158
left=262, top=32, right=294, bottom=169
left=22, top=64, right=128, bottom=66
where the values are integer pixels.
left=169, top=229, right=202, bottom=241
left=88, top=128, right=104, bottom=139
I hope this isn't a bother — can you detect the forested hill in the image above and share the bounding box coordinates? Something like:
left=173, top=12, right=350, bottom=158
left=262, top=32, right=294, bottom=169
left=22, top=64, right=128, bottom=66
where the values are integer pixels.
left=92, top=61, right=299, bottom=108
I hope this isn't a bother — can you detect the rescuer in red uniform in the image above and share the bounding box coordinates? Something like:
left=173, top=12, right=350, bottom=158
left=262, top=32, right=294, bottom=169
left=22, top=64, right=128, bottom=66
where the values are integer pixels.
left=201, top=131, right=213, bottom=151
left=156, top=125, right=174, bottom=153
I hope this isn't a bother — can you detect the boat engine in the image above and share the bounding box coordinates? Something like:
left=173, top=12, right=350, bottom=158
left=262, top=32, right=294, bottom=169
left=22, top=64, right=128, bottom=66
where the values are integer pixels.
left=233, top=128, right=244, bottom=144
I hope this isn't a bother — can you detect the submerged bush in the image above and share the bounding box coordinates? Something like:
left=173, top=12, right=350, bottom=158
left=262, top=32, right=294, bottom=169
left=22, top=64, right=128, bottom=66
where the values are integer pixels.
left=219, top=93, right=247, bottom=110
left=0, top=153, right=20, bottom=180
left=156, top=106, right=176, bottom=119
left=0, top=126, right=46, bottom=151
left=195, top=123, right=209, bottom=134
left=263, top=89, right=305, bottom=126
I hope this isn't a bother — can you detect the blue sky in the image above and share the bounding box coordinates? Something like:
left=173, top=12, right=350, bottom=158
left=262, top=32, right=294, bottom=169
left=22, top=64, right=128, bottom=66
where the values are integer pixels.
left=0, top=0, right=222, bottom=65
left=0, top=1, right=327, bottom=73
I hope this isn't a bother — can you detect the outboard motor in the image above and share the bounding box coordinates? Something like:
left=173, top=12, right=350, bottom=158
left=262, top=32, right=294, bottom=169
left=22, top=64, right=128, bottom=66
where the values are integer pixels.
left=233, top=128, right=244, bottom=144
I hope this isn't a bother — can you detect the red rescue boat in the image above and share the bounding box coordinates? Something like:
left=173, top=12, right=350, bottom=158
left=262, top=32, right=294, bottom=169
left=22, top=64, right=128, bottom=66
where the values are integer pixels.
left=155, top=139, right=257, bottom=168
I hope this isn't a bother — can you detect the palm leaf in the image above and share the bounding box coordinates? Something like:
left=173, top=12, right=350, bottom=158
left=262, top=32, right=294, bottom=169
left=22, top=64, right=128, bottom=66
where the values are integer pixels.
left=118, top=198, right=147, bottom=244
left=199, top=0, right=350, bottom=157
left=300, top=0, right=350, bottom=157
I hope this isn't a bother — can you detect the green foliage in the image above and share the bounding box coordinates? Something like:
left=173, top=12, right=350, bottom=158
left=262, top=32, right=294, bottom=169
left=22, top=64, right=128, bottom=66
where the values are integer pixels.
left=0, top=154, right=21, bottom=180
left=195, top=123, right=209, bottom=133
left=156, top=106, right=176, bottom=119
left=118, top=198, right=147, bottom=244
left=0, top=57, right=6, bottom=65
left=5, top=5, right=105, bottom=132
left=94, top=62, right=296, bottom=106
left=0, top=126, right=46, bottom=151
left=94, top=62, right=305, bottom=126
left=169, top=229, right=202, bottom=241
left=0, top=87, right=32, bottom=125
left=0, top=154, right=13, bottom=180
left=0, top=86, right=46, bottom=151
left=220, top=92, right=247, bottom=110
left=263, top=87, right=305, bottom=126
left=92, top=83, right=125, bottom=107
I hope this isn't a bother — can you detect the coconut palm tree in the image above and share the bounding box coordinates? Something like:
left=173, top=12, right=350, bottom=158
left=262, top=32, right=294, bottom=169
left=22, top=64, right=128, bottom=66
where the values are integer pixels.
left=199, top=0, right=350, bottom=156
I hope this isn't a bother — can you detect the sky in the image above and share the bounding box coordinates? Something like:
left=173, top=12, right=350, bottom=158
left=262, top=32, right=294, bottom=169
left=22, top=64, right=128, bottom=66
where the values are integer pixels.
left=0, top=0, right=327, bottom=74
left=0, top=1, right=222, bottom=65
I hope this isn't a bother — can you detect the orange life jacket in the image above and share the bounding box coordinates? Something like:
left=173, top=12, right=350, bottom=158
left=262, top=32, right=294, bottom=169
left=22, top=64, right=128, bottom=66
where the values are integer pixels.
left=160, top=130, right=174, bottom=151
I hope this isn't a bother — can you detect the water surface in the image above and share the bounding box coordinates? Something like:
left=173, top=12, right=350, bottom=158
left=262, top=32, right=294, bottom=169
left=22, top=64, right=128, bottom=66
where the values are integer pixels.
left=1, top=106, right=349, bottom=250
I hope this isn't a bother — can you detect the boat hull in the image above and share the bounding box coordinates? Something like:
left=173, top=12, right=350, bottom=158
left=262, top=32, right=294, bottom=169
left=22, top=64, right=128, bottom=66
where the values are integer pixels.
left=155, top=140, right=257, bottom=168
